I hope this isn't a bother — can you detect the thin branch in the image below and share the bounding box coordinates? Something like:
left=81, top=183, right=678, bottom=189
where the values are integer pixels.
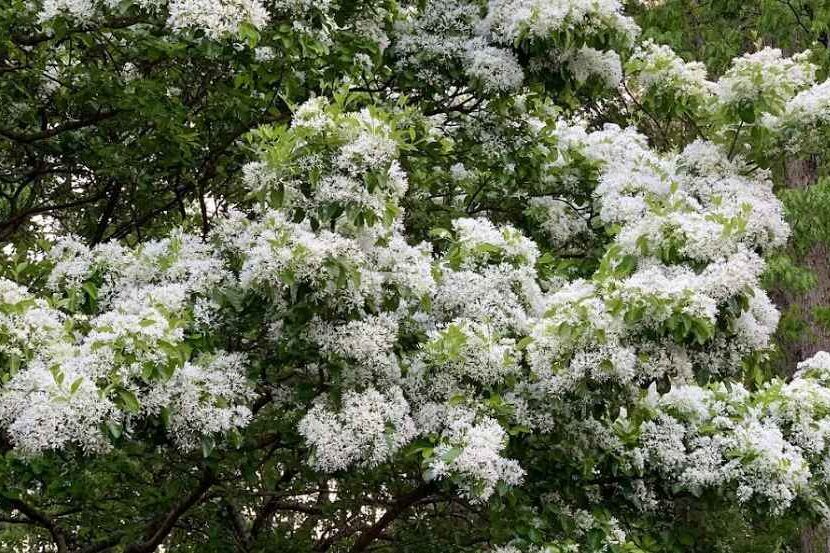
left=727, top=120, right=744, bottom=160
left=348, top=483, right=436, bottom=553
left=11, top=16, right=148, bottom=46
left=0, top=111, right=120, bottom=143
left=124, top=468, right=214, bottom=553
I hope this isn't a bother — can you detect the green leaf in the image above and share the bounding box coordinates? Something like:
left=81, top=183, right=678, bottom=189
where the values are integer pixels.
left=201, top=435, right=215, bottom=458
left=106, top=421, right=122, bottom=439
left=82, top=281, right=98, bottom=301
left=117, top=389, right=140, bottom=413
left=441, top=446, right=463, bottom=465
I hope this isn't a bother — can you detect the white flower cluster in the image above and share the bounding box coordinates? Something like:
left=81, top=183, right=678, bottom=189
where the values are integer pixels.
left=623, top=42, right=830, bottom=153
left=309, top=314, right=401, bottom=386
left=391, top=0, right=483, bottom=88
left=463, top=39, right=526, bottom=93
left=3, top=94, right=826, bottom=520
left=427, top=407, right=524, bottom=501
left=0, top=355, right=118, bottom=456
left=298, top=387, right=417, bottom=472
left=166, top=0, right=269, bottom=38
left=562, top=46, right=623, bottom=89
left=37, top=0, right=268, bottom=39
left=48, top=229, right=228, bottom=306
left=523, top=122, right=788, bottom=396
left=627, top=39, right=712, bottom=98
left=0, top=231, right=249, bottom=454
left=244, top=98, right=407, bottom=230
left=483, top=0, right=640, bottom=47
left=38, top=0, right=100, bottom=21
left=625, top=368, right=830, bottom=514
left=452, top=217, right=540, bottom=269
left=391, top=0, right=633, bottom=94
left=763, top=78, right=830, bottom=153
left=141, top=352, right=253, bottom=450
left=526, top=197, right=590, bottom=248
left=713, top=47, right=815, bottom=109
left=423, top=320, right=521, bottom=385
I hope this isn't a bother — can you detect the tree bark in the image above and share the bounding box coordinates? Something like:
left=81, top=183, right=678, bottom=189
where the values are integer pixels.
left=776, top=157, right=830, bottom=371
left=802, top=526, right=830, bottom=553
left=775, top=157, right=830, bottom=553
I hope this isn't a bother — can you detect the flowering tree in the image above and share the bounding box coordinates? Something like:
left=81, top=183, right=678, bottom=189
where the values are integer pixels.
left=3, top=1, right=830, bottom=552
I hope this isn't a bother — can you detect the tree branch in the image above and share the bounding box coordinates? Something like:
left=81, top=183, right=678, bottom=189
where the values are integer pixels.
left=0, top=111, right=120, bottom=143
left=124, top=468, right=214, bottom=553
left=348, top=483, right=436, bottom=553
left=11, top=16, right=148, bottom=46
left=1, top=496, right=69, bottom=553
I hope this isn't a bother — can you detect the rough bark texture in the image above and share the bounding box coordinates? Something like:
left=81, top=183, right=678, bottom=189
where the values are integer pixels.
left=778, top=157, right=829, bottom=371
left=776, top=158, right=830, bottom=553
left=802, top=526, right=830, bottom=553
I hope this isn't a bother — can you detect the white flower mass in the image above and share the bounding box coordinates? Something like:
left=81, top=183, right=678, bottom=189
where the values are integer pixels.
left=11, top=1, right=830, bottom=547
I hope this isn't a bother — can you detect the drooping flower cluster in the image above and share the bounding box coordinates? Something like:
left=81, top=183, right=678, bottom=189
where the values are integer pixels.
left=299, top=387, right=417, bottom=472
left=0, top=231, right=250, bottom=454
left=619, top=352, right=830, bottom=515
left=37, top=0, right=269, bottom=38
left=5, top=29, right=830, bottom=535
left=482, top=0, right=639, bottom=47
left=426, top=407, right=525, bottom=501
left=390, top=0, right=637, bottom=95
left=166, top=0, right=269, bottom=38
left=627, top=39, right=712, bottom=99
left=712, top=48, right=815, bottom=110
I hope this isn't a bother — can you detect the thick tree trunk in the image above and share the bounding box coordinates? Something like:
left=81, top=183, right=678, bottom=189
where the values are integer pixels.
left=777, top=157, right=829, bottom=371
left=776, top=158, right=830, bottom=553
left=802, top=526, right=830, bottom=553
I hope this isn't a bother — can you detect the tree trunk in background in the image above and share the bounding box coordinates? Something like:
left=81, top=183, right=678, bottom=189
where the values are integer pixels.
left=777, top=157, right=830, bottom=370
left=775, top=157, right=830, bottom=553
left=802, top=526, right=830, bottom=553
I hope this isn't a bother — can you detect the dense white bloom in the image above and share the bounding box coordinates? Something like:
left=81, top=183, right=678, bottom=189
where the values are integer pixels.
left=142, top=352, right=253, bottom=450
left=564, top=46, right=623, bottom=89
left=37, top=0, right=268, bottom=38
left=0, top=359, right=118, bottom=455
left=423, top=320, right=521, bottom=384
left=47, top=236, right=93, bottom=290
left=527, top=197, right=590, bottom=247
left=38, top=0, right=95, bottom=21
left=310, top=315, right=401, bottom=384
left=427, top=407, right=524, bottom=500
left=483, top=0, right=639, bottom=46
left=713, top=48, right=815, bottom=108
left=3, top=94, right=826, bottom=525
left=453, top=218, right=539, bottom=268
left=298, top=387, right=417, bottom=471
left=166, top=0, right=269, bottom=38
left=391, top=0, right=482, bottom=86
left=463, top=40, right=525, bottom=92
left=271, top=0, right=333, bottom=18
left=765, top=78, right=830, bottom=152
left=630, top=379, right=823, bottom=512
left=627, top=40, right=712, bottom=98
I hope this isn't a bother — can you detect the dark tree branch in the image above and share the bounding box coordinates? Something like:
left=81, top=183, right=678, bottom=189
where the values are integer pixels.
left=250, top=469, right=298, bottom=539
left=348, top=483, right=436, bottom=553
left=11, top=16, right=149, bottom=46
left=91, top=180, right=123, bottom=245
left=1, top=496, right=69, bottom=553
left=124, top=468, right=214, bottom=553
left=0, top=193, right=107, bottom=240
left=78, top=535, right=124, bottom=553
left=0, top=111, right=120, bottom=143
